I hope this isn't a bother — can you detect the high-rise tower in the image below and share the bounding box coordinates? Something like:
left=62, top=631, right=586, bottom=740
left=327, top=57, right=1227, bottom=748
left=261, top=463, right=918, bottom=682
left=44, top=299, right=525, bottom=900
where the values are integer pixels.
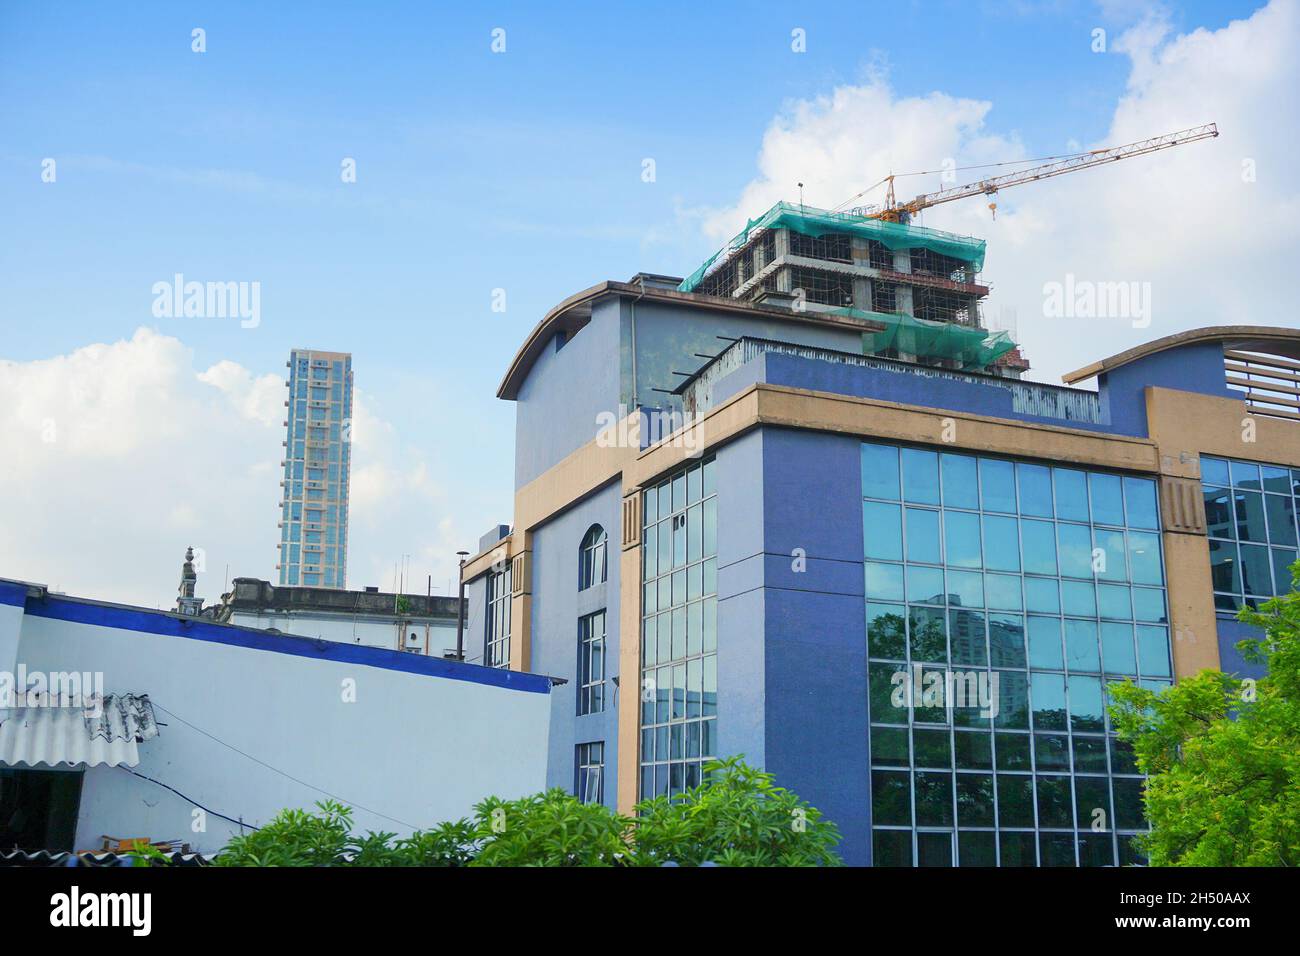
left=278, top=349, right=352, bottom=589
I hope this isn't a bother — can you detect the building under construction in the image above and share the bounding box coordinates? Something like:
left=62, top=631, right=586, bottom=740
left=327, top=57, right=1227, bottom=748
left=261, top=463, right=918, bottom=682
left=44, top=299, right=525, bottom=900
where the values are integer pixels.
left=680, top=201, right=1025, bottom=376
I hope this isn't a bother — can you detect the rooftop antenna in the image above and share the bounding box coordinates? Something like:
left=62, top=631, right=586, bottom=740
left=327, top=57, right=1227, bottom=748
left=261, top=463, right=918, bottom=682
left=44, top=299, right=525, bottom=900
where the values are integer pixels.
left=797, top=182, right=804, bottom=210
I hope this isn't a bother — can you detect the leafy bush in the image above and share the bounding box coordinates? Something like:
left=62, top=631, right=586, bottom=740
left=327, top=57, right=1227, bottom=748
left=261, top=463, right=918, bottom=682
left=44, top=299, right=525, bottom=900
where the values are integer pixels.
left=392, top=820, right=479, bottom=867
left=468, top=789, right=632, bottom=866
left=213, top=757, right=842, bottom=866
left=632, top=756, right=842, bottom=866
left=214, top=802, right=475, bottom=867
left=215, top=801, right=355, bottom=866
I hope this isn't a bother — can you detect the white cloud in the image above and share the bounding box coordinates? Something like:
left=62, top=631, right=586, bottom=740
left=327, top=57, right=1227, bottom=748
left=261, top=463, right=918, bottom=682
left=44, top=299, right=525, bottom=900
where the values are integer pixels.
left=706, top=0, right=1300, bottom=383
left=703, top=80, right=1026, bottom=242
left=340, top=391, right=467, bottom=597
left=0, top=328, right=473, bottom=607
left=197, top=360, right=283, bottom=428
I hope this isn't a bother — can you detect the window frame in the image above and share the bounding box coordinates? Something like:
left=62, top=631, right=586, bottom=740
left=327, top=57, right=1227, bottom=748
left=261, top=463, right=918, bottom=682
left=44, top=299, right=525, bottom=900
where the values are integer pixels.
left=1201, top=454, right=1300, bottom=611
left=575, top=742, right=605, bottom=805
left=485, top=562, right=512, bottom=669
left=579, top=525, right=608, bottom=591
left=578, top=610, right=606, bottom=716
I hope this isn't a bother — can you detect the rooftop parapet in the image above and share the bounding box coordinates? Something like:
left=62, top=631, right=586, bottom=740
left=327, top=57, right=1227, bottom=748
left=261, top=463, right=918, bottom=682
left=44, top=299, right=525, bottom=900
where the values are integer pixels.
left=677, top=336, right=1105, bottom=428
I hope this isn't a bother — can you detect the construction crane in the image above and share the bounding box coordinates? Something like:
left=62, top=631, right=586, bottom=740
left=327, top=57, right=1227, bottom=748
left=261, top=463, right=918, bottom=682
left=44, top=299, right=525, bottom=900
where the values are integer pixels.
left=840, top=123, right=1219, bottom=224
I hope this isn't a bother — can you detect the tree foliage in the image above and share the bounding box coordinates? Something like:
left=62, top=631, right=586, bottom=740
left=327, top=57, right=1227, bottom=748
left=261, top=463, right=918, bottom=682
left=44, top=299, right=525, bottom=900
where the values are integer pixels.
left=214, top=802, right=478, bottom=867
left=468, top=789, right=632, bottom=866
left=632, top=756, right=842, bottom=866
left=213, top=757, right=842, bottom=867
left=1108, top=566, right=1300, bottom=866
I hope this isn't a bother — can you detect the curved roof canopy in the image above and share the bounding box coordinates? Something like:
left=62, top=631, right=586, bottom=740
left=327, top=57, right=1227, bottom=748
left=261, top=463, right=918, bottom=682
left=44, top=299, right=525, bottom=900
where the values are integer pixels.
left=1062, top=325, right=1300, bottom=384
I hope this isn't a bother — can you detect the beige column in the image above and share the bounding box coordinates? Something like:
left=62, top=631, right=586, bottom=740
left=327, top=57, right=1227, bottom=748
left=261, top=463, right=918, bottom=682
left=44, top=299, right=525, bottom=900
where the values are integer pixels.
left=617, top=491, right=643, bottom=815
left=1157, top=475, right=1220, bottom=678
left=509, top=532, right=532, bottom=672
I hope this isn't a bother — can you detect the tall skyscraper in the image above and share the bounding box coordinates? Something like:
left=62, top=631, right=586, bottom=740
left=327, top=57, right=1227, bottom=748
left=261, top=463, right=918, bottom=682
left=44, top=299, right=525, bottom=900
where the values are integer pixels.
left=278, top=349, right=353, bottom=589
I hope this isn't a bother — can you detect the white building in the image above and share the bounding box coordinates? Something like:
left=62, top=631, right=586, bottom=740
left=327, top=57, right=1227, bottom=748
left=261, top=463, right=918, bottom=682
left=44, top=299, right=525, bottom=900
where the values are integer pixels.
left=209, top=576, right=464, bottom=657
left=0, top=576, right=551, bottom=856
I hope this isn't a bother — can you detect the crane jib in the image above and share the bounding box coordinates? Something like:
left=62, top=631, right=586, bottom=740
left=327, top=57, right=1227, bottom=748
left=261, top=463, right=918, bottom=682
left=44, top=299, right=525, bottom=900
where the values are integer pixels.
left=882, top=122, right=1219, bottom=218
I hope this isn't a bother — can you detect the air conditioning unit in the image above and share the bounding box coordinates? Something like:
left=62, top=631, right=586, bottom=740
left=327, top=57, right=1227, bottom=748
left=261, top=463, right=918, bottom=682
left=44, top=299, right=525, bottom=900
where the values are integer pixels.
left=405, top=632, right=423, bottom=649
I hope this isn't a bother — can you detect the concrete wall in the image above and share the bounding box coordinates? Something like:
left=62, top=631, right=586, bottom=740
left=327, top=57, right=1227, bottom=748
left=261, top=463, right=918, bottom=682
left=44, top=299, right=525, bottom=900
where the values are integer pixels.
left=630, top=299, right=863, bottom=412
left=2, top=590, right=550, bottom=854
left=1099, top=341, right=1234, bottom=437
left=514, top=299, right=623, bottom=489
left=528, top=481, right=621, bottom=804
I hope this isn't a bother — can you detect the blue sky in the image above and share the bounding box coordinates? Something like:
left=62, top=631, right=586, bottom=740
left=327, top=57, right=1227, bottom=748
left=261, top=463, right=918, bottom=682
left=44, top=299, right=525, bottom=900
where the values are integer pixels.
left=0, top=0, right=1286, bottom=603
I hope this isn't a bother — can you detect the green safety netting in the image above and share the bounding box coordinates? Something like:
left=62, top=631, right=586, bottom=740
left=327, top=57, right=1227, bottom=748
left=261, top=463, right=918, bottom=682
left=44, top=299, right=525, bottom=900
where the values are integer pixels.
left=828, top=306, right=1016, bottom=371
left=678, top=201, right=987, bottom=293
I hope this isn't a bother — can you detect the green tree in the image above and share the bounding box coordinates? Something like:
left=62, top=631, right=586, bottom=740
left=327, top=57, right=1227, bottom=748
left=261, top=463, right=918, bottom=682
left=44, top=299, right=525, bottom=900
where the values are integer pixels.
left=1108, top=566, right=1300, bottom=866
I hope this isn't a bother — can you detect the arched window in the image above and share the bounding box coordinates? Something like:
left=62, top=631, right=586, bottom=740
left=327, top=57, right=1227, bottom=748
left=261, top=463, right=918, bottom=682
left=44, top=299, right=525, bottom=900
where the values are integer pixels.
left=579, top=525, right=607, bottom=590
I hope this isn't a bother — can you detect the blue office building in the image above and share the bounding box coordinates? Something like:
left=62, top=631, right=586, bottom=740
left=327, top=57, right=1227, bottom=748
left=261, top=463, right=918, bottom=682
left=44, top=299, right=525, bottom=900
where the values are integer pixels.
left=460, top=204, right=1300, bottom=865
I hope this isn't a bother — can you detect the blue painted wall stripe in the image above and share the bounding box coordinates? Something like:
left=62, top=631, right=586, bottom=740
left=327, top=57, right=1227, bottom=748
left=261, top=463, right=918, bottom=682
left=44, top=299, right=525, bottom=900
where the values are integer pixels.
left=0, top=580, right=28, bottom=608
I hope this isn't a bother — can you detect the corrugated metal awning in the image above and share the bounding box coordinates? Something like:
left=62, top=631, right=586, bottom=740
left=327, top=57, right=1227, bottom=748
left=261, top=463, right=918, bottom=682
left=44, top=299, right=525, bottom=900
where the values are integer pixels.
left=0, top=849, right=210, bottom=867
left=0, top=694, right=159, bottom=769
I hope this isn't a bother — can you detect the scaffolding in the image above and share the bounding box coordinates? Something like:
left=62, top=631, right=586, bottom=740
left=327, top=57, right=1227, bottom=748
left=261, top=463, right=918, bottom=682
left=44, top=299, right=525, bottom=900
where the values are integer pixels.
left=678, top=201, right=1014, bottom=372
left=789, top=230, right=852, bottom=264
left=866, top=239, right=895, bottom=271
left=913, top=286, right=978, bottom=326
left=679, top=201, right=987, bottom=293
left=787, top=265, right=855, bottom=307
left=696, top=256, right=742, bottom=298
left=909, top=247, right=978, bottom=284
left=872, top=279, right=898, bottom=313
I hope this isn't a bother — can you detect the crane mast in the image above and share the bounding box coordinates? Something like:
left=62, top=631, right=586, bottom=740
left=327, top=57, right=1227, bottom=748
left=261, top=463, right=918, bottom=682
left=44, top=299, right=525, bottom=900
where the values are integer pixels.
left=854, top=123, right=1218, bottom=223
